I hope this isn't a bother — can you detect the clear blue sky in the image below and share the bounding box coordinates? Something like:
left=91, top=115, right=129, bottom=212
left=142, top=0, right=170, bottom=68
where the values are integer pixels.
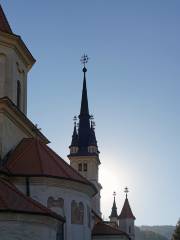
left=1, top=0, right=180, bottom=225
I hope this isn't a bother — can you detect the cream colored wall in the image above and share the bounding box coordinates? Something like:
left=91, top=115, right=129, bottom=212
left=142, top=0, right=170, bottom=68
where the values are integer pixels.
left=0, top=38, right=28, bottom=114
left=0, top=113, right=28, bottom=159
left=12, top=177, right=92, bottom=240
left=0, top=212, right=60, bottom=240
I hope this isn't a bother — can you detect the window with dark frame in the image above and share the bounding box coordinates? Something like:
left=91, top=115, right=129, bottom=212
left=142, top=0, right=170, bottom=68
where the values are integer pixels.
left=83, top=163, right=87, bottom=172
left=78, top=163, right=82, bottom=171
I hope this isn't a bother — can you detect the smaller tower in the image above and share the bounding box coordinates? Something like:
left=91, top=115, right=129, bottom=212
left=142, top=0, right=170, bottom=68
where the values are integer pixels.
left=118, top=187, right=136, bottom=240
left=109, top=192, right=118, bottom=226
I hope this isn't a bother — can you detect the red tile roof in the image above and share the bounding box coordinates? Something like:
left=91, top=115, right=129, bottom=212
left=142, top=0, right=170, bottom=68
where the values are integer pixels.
left=118, top=198, right=136, bottom=220
left=92, top=221, right=129, bottom=237
left=0, top=4, right=13, bottom=34
left=0, top=178, right=65, bottom=222
left=3, top=138, right=97, bottom=194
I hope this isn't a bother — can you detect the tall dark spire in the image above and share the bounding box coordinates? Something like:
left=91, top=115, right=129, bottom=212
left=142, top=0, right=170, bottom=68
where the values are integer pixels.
left=80, top=67, right=89, bottom=116
left=69, top=55, right=99, bottom=156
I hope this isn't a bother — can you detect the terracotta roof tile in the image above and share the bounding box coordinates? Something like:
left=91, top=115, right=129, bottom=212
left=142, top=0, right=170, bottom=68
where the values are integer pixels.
left=92, top=221, right=129, bottom=237
left=0, top=4, right=13, bottom=34
left=2, top=138, right=97, bottom=194
left=0, top=178, right=65, bottom=221
left=118, top=198, right=136, bottom=220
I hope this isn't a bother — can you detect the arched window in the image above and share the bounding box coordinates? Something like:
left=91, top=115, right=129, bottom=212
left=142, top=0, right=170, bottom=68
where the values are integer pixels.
left=83, top=163, right=87, bottom=172
left=71, top=200, right=78, bottom=224
left=71, top=201, right=84, bottom=225
left=78, top=163, right=82, bottom=171
left=47, top=197, right=64, bottom=216
left=17, top=80, right=21, bottom=109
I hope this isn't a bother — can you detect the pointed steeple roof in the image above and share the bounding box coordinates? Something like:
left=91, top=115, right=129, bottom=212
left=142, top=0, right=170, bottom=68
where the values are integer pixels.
left=69, top=56, right=99, bottom=157
left=70, top=122, right=78, bottom=147
left=89, top=122, right=98, bottom=146
left=0, top=4, right=13, bottom=34
left=80, top=67, right=90, bottom=116
left=119, top=197, right=135, bottom=220
left=109, top=193, right=118, bottom=218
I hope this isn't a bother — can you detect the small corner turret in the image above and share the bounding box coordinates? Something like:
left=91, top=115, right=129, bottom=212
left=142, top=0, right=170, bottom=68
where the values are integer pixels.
left=109, top=192, right=118, bottom=226
left=118, top=187, right=136, bottom=240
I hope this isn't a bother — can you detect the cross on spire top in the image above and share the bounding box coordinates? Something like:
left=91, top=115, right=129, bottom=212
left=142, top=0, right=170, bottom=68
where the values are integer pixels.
left=124, top=187, right=129, bottom=198
left=80, top=54, right=89, bottom=71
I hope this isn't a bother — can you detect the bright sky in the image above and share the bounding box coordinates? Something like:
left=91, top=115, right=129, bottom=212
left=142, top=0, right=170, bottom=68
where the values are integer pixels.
left=1, top=0, right=180, bottom=226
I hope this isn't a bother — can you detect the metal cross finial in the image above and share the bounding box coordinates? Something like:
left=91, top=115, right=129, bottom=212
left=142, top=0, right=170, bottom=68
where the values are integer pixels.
left=124, top=187, right=129, bottom=198
left=113, top=191, right=116, bottom=198
left=80, top=54, right=89, bottom=67
left=73, top=116, right=77, bottom=126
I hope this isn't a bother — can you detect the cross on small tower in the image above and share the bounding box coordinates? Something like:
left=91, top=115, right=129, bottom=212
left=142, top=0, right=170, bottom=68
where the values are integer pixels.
left=124, top=187, right=129, bottom=199
left=113, top=191, right=116, bottom=198
left=80, top=54, right=89, bottom=68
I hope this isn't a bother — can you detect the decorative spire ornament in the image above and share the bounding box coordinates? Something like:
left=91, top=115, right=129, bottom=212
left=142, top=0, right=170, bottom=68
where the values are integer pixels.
left=124, top=187, right=129, bottom=199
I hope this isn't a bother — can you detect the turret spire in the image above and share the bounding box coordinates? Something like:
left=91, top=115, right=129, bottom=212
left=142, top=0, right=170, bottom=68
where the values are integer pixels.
left=109, top=192, right=118, bottom=219
left=118, top=188, right=136, bottom=240
left=119, top=188, right=135, bottom=220
left=70, top=116, right=78, bottom=147
left=0, top=4, right=13, bottom=34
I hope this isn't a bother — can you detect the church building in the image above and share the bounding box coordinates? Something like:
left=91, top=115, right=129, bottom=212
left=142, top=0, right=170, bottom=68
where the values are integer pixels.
left=0, top=4, right=135, bottom=240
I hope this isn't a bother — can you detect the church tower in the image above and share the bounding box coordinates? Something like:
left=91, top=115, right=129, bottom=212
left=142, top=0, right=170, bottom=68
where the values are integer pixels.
left=118, top=188, right=136, bottom=240
left=68, top=55, right=102, bottom=216
left=0, top=5, right=35, bottom=114
left=0, top=5, right=47, bottom=161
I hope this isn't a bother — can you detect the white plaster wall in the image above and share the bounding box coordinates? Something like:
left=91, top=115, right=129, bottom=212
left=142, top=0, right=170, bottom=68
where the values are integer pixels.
left=14, top=178, right=92, bottom=240
left=70, top=156, right=101, bottom=216
left=0, top=213, right=59, bottom=240
left=0, top=113, right=27, bottom=159
left=119, top=219, right=135, bottom=240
